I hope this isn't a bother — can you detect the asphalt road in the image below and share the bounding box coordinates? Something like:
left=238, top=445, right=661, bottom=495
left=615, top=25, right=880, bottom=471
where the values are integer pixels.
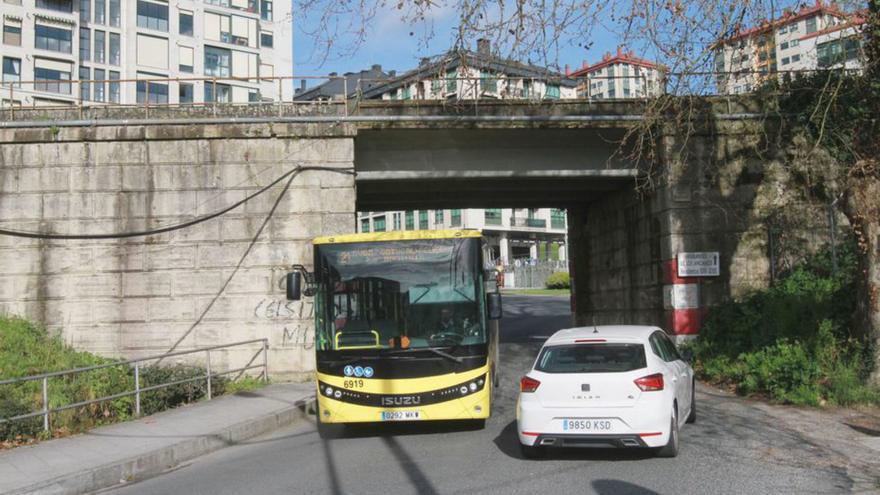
left=104, top=296, right=855, bottom=495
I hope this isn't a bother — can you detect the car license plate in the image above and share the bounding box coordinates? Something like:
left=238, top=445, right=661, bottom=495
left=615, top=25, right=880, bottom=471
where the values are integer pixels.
left=381, top=410, right=420, bottom=421
left=561, top=419, right=614, bottom=432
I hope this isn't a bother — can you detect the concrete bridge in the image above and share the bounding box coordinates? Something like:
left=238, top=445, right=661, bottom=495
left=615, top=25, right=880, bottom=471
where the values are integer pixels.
left=0, top=99, right=779, bottom=379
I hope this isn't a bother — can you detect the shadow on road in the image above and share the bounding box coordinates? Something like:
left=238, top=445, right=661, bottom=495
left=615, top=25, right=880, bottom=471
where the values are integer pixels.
left=320, top=418, right=486, bottom=440
left=592, top=479, right=662, bottom=495
left=492, top=420, right=655, bottom=462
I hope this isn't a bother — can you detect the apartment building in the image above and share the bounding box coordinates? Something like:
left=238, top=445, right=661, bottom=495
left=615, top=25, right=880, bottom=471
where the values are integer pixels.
left=357, top=208, right=568, bottom=266
left=568, top=48, right=665, bottom=99
left=713, top=0, right=863, bottom=94
left=0, top=0, right=292, bottom=107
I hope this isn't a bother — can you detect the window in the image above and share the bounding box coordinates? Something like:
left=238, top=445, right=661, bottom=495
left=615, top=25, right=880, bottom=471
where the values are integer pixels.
left=450, top=209, right=461, bottom=226
left=544, top=83, right=560, bottom=99
left=434, top=210, right=444, bottom=225
left=817, top=37, right=860, bottom=68
left=2, top=57, right=21, bottom=85
left=791, top=54, right=801, bottom=63
left=373, top=216, right=386, bottom=232
left=261, top=31, right=273, bottom=48
left=360, top=218, right=370, bottom=233
left=551, top=209, right=565, bottom=229
left=79, top=28, right=90, bottom=60
left=781, top=57, right=790, bottom=65
left=204, top=82, right=231, bottom=102
left=777, top=26, right=787, bottom=35
left=179, top=11, right=193, bottom=36
left=109, top=0, right=120, bottom=26
left=393, top=213, right=401, bottom=230
left=780, top=41, right=789, bottom=50
left=446, top=69, right=457, bottom=93
left=806, top=16, right=817, bottom=34
left=623, top=88, right=631, bottom=97
left=93, top=68, right=105, bottom=101
left=261, top=0, right=272, bottom=21
left=179, top=46, right=193, bottom=73
left=431, top=79, right=441, bottom=93
left=35, top=25, right=73, bottom=53
left=790, top=39, right=799, bottom=48
left=36, top=0, right=72, bottom=12
left=94, top=0, right=104, bottom=24
left=405, top=211, right=414, bottom=230
left=3, top=18, right=21, bottom=46
left=34, top=65, right=72, bottom=94
left=94, top=30, right=105, bottom=63
left=108, top=70, right=119, bottom=102
left=109, top=33, right=120, bottom=65
left=179, top=82, right=193, bottom=103
left=79, top=0, right=89, bottom=22
left=249, top=90, right=259, bottom=102
left=137, top=1, right=169, bottom=32
left=521, top=79, right=531, bottom=98
left=401, top=86, right=411, bottom=100
left=136, top=72, right=168, bottom=104
left=418, top=210, right=428, bottom=230
left=136, top=34, right=169, bottom=69
left=607, top=88, right=616, bottom=98
left=484, top=208, right=502, bottom=225
left=535, top=344, right=647, bottom=373
left=79, top=66, right=90, bottom=100
left=481, top=70, right=497, bottom=93
left=204, top=46, right=231, bottom=77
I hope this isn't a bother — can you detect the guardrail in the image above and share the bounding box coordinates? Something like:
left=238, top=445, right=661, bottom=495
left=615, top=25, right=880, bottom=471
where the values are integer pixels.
left=0, top=338, right=268, bottom=433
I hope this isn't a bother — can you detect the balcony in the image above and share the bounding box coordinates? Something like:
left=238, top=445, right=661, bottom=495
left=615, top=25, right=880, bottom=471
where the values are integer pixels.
left=509, top=217, right=546, bottom=228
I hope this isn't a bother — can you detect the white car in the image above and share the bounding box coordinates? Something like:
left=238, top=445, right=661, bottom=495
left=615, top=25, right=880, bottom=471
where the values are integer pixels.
left=516, top=325, right=695, bottom=458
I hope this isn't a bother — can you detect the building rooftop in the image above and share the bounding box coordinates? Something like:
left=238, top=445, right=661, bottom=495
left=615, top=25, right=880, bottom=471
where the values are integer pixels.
left=569, top=47, right=661, bottom=76
left=713, top=0, right=849, bottom=47
left=293, top=65, right=391, bottom=101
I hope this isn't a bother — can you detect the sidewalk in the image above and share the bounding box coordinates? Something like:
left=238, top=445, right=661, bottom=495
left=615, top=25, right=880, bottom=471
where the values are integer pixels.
left=0, top=383, right=315, bottom=495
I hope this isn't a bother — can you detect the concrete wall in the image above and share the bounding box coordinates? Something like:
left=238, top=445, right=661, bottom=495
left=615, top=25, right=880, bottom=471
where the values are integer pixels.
left=0, top=122, right=356, bottom=380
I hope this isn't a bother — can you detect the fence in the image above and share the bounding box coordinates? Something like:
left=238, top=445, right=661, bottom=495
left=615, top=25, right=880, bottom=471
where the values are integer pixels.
left=0, top=68, right=862, bottom=119
left=506, top=260, right=569, bottom=289
left=0, top=339, right=268, bottom=433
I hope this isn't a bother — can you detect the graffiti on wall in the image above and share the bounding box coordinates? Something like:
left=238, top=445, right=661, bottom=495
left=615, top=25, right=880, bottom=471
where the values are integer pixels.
left=252, top=299, right=315, bottom=348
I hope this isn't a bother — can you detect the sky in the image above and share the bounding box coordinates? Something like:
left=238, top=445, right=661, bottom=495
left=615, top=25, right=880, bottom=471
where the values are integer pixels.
left=291, top=4, right=623, bottom=86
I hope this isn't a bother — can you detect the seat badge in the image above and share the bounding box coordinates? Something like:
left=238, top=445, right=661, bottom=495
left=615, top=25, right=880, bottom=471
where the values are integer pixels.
left=581, top=384, right=590, bottom=392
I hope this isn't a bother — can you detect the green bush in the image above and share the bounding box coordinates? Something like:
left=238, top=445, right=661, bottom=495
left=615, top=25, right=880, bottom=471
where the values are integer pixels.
left=545, top=271, right=570, bottom=289
left=139, top=364, right=227, bottom=416
left=693, top=240, right=878, bottom=406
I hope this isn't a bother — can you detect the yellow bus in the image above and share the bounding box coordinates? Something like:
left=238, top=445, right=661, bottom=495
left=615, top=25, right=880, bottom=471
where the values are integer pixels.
left=286, top=230, right=502, bottom=433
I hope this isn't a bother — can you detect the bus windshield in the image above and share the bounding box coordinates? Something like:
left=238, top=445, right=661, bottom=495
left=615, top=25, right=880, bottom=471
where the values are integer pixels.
left=313, top=237, right=485, bottom=351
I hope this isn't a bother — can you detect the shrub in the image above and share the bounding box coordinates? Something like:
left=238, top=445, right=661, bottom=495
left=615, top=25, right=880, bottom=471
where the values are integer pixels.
left=545, top=271, right=570, bottom=289
left=139, top=365, right=228, bottom=416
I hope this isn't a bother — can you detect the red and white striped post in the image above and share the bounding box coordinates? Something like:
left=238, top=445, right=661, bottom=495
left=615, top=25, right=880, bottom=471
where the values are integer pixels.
left=662, top=257, right=702, bottom=337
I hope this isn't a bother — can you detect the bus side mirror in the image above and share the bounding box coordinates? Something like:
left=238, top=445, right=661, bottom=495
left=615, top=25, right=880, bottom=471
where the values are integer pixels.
left=286, top=272, right=302, bottom=301
left=487, top=293, right=503, bottom=320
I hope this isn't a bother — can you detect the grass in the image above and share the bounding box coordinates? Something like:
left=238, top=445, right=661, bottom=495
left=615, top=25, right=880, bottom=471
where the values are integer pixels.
left=0, top=315, right=266, bottom=445
left=504, top=288, right=570, bottom=296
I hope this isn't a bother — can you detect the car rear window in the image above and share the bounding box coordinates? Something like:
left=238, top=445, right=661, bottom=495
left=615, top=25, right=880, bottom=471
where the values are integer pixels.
left=534, top=343, right=647, bottom=373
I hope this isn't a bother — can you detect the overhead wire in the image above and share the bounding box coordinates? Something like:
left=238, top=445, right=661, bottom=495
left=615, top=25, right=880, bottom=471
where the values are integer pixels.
left=0, top=166, right=356, bottom=240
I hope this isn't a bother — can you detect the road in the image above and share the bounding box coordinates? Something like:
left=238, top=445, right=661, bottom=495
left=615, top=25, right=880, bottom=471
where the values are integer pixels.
left=104, top=296, right=856, bottom=495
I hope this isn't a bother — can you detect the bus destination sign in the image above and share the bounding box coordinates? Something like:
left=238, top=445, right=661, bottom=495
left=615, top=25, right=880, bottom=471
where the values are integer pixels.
left=677, top=252, right=720, bottom=277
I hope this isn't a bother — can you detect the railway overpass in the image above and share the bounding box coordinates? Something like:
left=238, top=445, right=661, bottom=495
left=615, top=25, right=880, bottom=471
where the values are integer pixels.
left=0, top=98, right=779, bottom=378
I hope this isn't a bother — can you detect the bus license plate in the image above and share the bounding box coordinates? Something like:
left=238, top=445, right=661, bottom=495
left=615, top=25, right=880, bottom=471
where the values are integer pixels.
left=381, top=410, right=420, bottom=421
left=562, top=419, right=614, bottom=432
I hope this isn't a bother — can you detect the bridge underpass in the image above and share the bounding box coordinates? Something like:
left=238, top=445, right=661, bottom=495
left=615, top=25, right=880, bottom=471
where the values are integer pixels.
left=0, top=99, right=780, bottom=376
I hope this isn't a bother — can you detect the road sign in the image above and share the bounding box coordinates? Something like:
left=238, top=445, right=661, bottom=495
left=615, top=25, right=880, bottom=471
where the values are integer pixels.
left=677, top=252, right=720, bottom=277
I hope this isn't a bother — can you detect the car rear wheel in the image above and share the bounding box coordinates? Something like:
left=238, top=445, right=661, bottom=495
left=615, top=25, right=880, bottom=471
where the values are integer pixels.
left=686, top=381, right=697, bottom=424
left=520, top=443, right=544, bottom=459
left=655, top=411, right=679, bottom=458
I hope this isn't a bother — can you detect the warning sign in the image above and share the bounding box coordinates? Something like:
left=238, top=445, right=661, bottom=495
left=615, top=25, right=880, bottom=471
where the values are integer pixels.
left=677, top=252, right=720, bottom=277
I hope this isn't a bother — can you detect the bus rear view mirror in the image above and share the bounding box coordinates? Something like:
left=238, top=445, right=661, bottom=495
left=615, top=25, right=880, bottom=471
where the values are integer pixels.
left=286, top=272, right=302, bottom=301
left=487, top=293, right=503, bottom=320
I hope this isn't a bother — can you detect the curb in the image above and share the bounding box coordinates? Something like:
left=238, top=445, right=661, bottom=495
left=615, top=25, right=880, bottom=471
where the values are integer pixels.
left=9, top=394, right=316, bottom=495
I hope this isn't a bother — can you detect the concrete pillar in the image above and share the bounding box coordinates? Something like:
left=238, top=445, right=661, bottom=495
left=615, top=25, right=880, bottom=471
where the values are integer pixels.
left=558, top=243, right=566, bottom=262
left=529, top=242, right=538, bottom=260
left=499, top=232, right=509, bottom=265
left=567, top=205, right=590, bottom=326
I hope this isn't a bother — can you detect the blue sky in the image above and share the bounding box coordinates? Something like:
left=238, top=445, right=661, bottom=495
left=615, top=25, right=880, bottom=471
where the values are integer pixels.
left=292, top=5, right=624, bottom=80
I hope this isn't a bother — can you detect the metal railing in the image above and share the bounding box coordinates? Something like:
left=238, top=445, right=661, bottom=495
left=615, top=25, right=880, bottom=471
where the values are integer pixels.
left=0, top=338, right=269, bottom=433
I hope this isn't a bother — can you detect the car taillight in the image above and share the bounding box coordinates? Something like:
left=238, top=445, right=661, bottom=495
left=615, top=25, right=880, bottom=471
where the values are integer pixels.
left=634, top=373, right=664, bottom=392
left=520, top=376, right=541, bottom=393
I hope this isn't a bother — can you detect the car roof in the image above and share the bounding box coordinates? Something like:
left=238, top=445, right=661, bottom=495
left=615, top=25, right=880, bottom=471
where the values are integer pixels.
left=544, top=325, right=663, bottom=345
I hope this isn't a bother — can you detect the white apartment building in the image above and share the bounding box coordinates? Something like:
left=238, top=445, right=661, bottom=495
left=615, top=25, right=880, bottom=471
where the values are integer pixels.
left=713, top=0, right=863, bottom=94
left=357, top=208, right=568, bottom=266
left=0, top=0, right=292, bottom=107
left=568, top=48, right=665, bottom=99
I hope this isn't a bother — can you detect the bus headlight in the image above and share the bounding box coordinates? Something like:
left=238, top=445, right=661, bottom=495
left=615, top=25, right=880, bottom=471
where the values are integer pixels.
left=334, top=390, right=342, bottom=399
left=460, top=386, right=468, bottom=395
left=325, top=386, right=333, bottom=396
left=469, top=382, right=478, bottom=392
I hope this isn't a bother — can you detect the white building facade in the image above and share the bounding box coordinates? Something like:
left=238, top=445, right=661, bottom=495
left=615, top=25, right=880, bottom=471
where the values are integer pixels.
left=1, top=0, right=292, bottom=107
left=357, top=208, right=568, bottom=266
left=713, top=1, right=862, bottom=94
left=568, top=48, right=664, bottom=99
